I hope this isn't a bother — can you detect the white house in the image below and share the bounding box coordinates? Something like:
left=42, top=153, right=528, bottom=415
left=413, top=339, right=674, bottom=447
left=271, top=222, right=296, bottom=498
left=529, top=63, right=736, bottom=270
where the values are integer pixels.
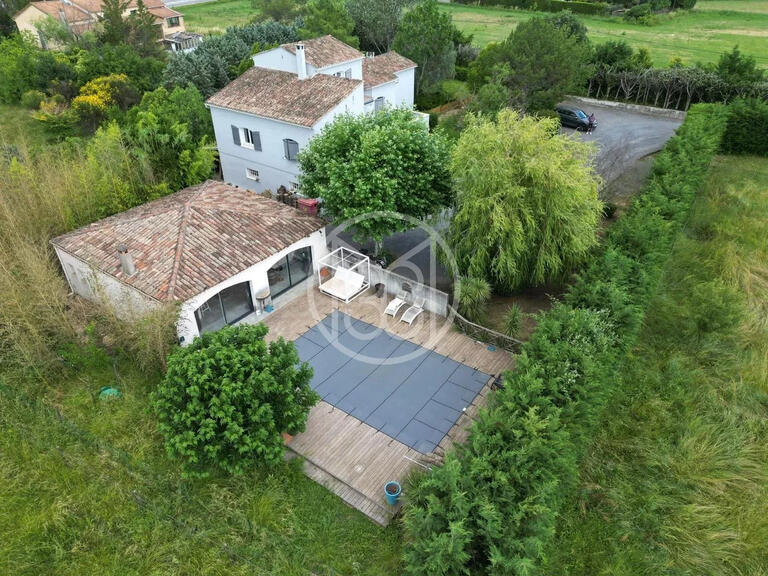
left=205, top=35, right=418, bottom=194
left=51, top=180, right=329, bottom=344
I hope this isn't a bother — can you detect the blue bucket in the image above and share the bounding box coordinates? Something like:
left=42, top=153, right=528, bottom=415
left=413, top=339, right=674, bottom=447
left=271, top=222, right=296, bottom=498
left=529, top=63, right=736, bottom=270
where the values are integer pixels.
left=384, top=481, right=401, bottom=506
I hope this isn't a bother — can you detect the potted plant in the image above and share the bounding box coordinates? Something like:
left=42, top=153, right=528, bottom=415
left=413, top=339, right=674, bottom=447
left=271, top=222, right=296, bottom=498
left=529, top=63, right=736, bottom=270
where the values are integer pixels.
left=319, top=266, right=332, bottom=280
left=385, top=480, right=401, bottom=506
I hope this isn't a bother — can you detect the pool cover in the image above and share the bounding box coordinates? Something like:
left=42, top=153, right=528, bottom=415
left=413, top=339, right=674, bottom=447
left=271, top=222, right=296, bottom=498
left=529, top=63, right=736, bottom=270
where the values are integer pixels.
left=293, top=311, right=490, bottom=454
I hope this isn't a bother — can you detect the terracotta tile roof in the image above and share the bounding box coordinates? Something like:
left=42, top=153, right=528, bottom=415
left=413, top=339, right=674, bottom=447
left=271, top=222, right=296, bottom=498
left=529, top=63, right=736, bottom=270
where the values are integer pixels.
left=282, top=35, right=363, bottom=70
left=206, top=66, right=361, bottom=127
left=30, top=1, right=92, bottom=22
left=51, top=180, right=326, bottom=302
left=147, top=5, right=181, bottom=18
left=362, top=51, right=417, bottom=89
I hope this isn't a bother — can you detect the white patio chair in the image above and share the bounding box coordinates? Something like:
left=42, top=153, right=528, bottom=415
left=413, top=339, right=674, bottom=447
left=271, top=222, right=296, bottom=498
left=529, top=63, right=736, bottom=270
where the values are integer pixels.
left=384, top=290, right=408, bottom=317
left=400, top=297, right=425, bottom=325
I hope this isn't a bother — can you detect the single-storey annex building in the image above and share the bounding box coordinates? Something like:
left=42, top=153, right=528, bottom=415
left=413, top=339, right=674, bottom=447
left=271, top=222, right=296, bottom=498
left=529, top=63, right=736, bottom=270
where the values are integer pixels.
left=51, top=180, right=328, bottom=343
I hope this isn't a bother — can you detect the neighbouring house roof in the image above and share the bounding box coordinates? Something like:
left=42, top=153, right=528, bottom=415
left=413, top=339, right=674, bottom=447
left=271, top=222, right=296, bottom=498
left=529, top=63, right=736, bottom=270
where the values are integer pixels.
left=282, top=35, right=363, bottom=70
left=206, top=66, right=362, bottom=127
left=362, top=51, right=417, bottom=89
left=51, top=180, right=326, bottom=302
left=15, top=0, right=179, bottom=33
left=147, top=5, right=181, bottom=18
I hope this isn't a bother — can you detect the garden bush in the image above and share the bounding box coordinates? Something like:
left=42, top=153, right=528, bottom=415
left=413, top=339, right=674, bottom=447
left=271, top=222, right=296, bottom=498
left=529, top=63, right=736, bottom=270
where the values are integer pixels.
left=721, top=98, right=768, bottom=157
left=20, top=89, right=44, bottom=110
left=403, top=103, right=729, bottom=575
left=501, top=304, right=524, bottom=337
left=152, top=324, right=318, bottom=477
left=454, top=276, right=491, bottom=323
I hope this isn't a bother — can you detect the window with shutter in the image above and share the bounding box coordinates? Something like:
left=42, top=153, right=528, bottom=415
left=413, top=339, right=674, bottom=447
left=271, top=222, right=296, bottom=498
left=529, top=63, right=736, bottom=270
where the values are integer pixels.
left=231, top=125, right=240, bottom=146
left=283, top=139, right=299, bottom=161
left=251, top=130, right=261, bottom=151
left=344, top=68, right=352, bottom=79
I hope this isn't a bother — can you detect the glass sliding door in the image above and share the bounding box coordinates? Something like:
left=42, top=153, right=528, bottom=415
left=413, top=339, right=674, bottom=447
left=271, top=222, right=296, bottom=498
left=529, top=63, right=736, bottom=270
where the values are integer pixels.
left=194, top=281, right=254, bottom=334
left=268, top=247, right=313, bottom=298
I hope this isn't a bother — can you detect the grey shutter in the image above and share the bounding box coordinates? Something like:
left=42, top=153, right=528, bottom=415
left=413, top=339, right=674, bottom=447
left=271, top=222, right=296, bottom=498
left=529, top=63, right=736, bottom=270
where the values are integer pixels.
left=283, top=139, right=288, bottom=159
left=251, top=130, right=261, bottom=151
left=231, top=125, right=240, bottom=146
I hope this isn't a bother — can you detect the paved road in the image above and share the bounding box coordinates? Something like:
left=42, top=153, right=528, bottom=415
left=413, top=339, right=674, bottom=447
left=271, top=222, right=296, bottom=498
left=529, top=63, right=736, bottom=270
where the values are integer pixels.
left=561, top=99, right=683, bottom=186
left=335, top=101, right=684, bottom=290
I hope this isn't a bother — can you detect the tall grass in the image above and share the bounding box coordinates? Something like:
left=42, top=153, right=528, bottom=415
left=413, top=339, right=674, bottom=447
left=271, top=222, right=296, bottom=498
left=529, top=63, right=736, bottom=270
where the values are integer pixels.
left=0, top=124, right=173, bottom=378
left=547, top=155, right=768, bottom=575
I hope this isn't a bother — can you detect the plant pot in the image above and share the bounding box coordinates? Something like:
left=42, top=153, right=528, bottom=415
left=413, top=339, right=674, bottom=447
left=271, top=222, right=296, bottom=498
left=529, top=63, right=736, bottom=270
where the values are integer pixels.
left=375, top=283, right=385, bottom=298
left=281, top=432, right=293, bottom=444
left=384, top=480, right=401, bottom=506
left=319, top=266, right=332, bottom=280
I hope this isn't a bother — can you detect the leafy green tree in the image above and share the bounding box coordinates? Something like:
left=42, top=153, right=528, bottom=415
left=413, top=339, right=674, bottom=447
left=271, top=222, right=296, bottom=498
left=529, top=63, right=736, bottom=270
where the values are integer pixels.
left=466, top=40, right=506, bottom=90
left=467, top=73, right=509, bottom=118
left=299, top=108, right=451, bottom=253
left=71, top=73, right=138, bottom=131
left=299, top=0, right=358, bottom=48
left=74, top=43, right=164, bottom=92
left=123, top=85, right=215, bottom=189
left=446, top=110, right=602, bottom=292
left=253, top=0, right=303, bottom=22
left=99, top=0, right=131, bottom=45
left=716, top=45, right=764, bottom=85
left=545, top=11, right=589, bottom=44
left=345, top=0, right=410, bottom=53
left=393, top=0, right=455, bottom=95
left=504, top=17, right=592, bottom=112
left=152, top=324, right=317, bottom=478
left=593, top=40, right=650, bottom=71
left=0, top=33, right=72, bottom=102
left=126, top=0, right=164, bottom=58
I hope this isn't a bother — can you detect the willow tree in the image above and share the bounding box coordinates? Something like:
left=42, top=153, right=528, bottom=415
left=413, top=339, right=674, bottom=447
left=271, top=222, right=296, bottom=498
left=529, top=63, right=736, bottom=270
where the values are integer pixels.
left=446, top=109, right=602, bottom=292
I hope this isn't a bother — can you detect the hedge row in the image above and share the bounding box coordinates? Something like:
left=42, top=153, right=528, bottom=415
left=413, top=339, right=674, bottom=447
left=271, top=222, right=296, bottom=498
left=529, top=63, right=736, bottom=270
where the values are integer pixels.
left=721, top=98, right=768, bottom=157
left=452, top=0, right=611, bottom=16
left=401, top=103, right=729, bottom=576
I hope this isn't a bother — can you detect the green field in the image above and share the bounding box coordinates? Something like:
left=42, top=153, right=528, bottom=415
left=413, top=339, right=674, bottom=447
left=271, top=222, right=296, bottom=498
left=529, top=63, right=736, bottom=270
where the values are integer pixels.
left=182, top=0, right=256, bottom=34
left=547, top=154, right=768, bottom=575
left=441, top=2, right=768, bottom=67
left=182, top=0, right=768, bottom=67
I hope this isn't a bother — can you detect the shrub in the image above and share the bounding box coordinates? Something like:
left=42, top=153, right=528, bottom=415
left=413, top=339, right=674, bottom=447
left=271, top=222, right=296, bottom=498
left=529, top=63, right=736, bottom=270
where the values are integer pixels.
left=403, top=103, right=729, bottom=575
left=502, top=304, right=524, bottom=337
left=152, top=324, right=318, bottom=477
left=721, top=98, right=768, bottom=157
left=20, top=89, right=44, bottom=110
left=454, top=276, right=491, bottom=323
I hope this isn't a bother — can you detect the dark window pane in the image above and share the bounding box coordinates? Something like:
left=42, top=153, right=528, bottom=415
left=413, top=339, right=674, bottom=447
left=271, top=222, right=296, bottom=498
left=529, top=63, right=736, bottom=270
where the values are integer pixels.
left=220, top=282, right=253, bottom=324
left=195, top=295, right=226, bottom=334
left=268, top=257, right=290, bottom=296
left=287, top=246, right=312, bottom=286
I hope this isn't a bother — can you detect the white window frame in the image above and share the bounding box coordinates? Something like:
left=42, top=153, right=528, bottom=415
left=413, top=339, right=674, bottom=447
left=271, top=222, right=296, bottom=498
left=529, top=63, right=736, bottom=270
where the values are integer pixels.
left=289, top=181, right=299, bottom=191
left=344, top=68, right=352, bottom=79
left=246, top=168, right=260, bottom=181
left=241, top=128, right=255, bottom=149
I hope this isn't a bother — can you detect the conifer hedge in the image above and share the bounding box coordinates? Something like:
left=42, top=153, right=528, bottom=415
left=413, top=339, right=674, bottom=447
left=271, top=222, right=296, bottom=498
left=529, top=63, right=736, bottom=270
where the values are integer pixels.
left=402, top=103, right=729, bottom=575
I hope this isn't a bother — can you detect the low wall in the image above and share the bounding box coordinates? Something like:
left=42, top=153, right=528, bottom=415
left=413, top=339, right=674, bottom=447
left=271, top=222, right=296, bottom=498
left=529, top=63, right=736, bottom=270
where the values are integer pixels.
left=370, top=266, right=449, bottom=317
left=567, top=95, right=688, bottom=121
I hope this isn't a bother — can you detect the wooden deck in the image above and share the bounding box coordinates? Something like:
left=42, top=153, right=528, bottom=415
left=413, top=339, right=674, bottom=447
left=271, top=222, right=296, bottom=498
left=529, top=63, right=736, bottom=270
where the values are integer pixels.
left=262, top=286, right=515, bottom=525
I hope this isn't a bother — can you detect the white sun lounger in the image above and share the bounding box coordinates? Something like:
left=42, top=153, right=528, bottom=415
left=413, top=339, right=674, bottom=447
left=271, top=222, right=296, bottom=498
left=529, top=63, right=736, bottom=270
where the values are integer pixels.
left=400, top=297, right=425, bottom=325
left=384, top=291, right=408, bottom=317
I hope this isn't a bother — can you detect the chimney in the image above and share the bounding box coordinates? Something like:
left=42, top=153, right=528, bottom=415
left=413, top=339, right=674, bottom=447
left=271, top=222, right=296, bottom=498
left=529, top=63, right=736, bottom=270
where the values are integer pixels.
left=295, top=43, right=307, bottom=80
left=116, top=243, right=136, bottom=277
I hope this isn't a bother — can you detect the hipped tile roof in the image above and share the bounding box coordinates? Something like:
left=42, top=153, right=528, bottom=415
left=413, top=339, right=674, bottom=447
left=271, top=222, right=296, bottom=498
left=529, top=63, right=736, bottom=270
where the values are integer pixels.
left=282, top=35, right=363, bottom=69
left=51, top=180, right=326, bottom=302
left=206, top=66, right=361, bottom=127
left=362, top=52, right=417, bottom=89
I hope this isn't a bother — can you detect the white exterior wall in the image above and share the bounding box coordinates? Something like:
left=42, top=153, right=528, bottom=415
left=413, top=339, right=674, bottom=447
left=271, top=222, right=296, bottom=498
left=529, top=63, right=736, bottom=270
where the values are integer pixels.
left=54, top=247, right=159, bottom=319
left=252, top=46, right=305, bottom=75
left=210, top=83, right=364, bottom=193
left=177, top=229, right=329, bottom=343
left=316, top=58, right=363, bottom=80
left=369, top=68, right=416, bottom=109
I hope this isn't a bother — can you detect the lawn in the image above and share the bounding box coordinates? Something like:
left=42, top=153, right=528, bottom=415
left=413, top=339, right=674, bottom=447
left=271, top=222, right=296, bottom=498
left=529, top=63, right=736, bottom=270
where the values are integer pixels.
left=182, top=0, right=256, bottom=34
left=546, top=154, right=768, bottom=575
left=0, top=356, right=403, bottom=575
left=440, top=2, right=768, bottom=67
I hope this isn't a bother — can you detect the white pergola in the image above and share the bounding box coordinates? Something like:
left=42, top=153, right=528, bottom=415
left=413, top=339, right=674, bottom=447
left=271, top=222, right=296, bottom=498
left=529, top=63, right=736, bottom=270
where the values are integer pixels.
left=317, top=247, right=370, bottom=303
